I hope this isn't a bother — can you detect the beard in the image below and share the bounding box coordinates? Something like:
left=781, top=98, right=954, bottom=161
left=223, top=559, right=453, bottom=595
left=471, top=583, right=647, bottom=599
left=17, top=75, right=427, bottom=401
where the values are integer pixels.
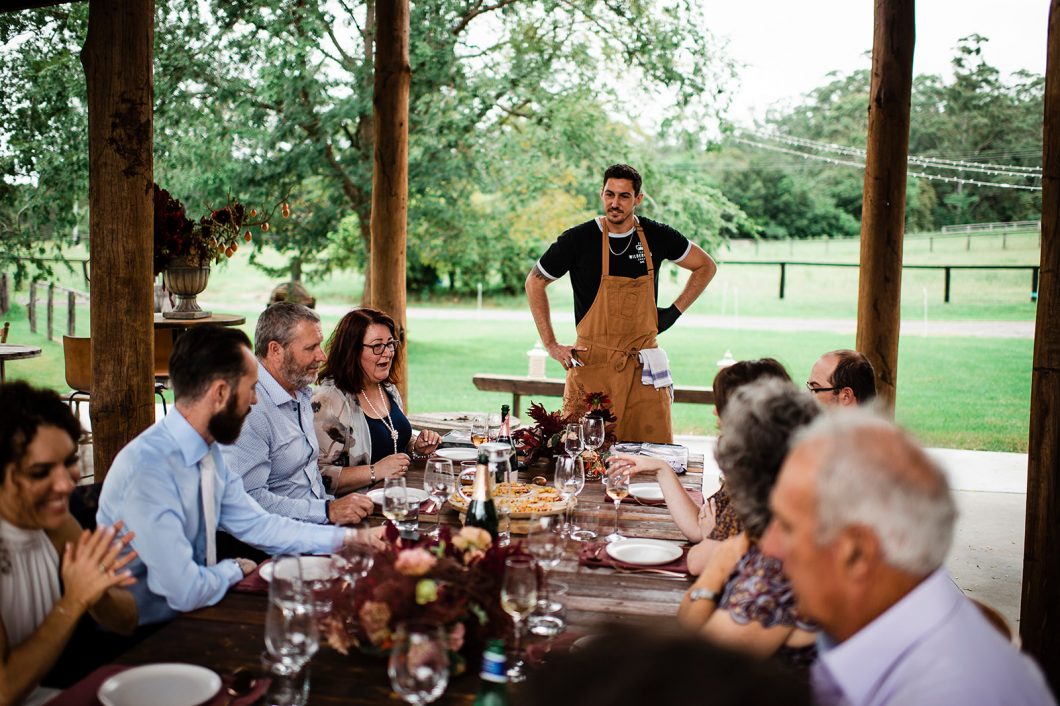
left=282, top=348, right=318, bottom=390
left=208, top=392, right=249, bottom=445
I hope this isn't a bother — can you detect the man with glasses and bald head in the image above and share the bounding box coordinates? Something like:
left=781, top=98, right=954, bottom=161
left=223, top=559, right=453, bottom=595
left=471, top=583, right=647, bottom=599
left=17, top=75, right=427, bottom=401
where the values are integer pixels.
left=806, top=349, right=876, bottom=407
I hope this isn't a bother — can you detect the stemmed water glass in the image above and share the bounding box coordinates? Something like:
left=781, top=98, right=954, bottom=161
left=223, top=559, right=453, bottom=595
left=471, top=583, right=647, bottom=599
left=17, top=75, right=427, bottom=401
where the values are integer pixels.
left=501, top=556, right=537, bottom=683
left=387, top=623, right=450, bottom=705
left=265, top=555, right=318, bottom=705
left=554, top=456, right=594, bottom=541
left=602, top=470, right=630, bottom=543
left=527, top=515, right=567, bottom=637
left=470, top=416, right=488, bottom=447
left=563, top=423, right=584, bottom=461
left=332, top=522, right=375, bottom=589
left=582, top=416, right=605, bottom=454
left=423, top=458, right=455, bottom=538
left=383, top=477, right=417, bottom=537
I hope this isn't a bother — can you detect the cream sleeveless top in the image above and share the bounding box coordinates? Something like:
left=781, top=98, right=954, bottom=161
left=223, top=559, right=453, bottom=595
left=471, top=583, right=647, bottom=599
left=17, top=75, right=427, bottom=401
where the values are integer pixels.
left=0, top=516, right=61, bottom=647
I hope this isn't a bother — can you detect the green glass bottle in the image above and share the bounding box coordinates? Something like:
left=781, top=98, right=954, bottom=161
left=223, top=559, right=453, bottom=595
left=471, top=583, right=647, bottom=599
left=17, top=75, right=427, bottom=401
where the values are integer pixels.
left=465, top=447, right=499, bottom=540
left=473, top=639, right=509, bottom=706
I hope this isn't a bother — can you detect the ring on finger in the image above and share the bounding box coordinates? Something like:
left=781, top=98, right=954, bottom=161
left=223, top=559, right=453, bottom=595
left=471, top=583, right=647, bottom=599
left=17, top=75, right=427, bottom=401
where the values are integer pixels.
left=99, top=562, right=108, bottom=574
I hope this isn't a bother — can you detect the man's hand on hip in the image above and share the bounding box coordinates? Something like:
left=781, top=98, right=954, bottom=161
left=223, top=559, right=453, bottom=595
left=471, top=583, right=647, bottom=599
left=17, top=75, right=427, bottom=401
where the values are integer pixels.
left=657, top=305, right=682, bottom=334
left=546, top=342, right=587, bottom=371
left=328, top=493, right=374, bottom=525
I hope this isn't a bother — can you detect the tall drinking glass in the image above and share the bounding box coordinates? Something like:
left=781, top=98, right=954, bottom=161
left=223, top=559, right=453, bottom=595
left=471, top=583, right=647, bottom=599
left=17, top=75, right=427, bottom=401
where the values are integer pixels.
left=582, top=416, right=605, bottom=453
left=602, top=470, right=630, bottom=543
left=423, top=458, right=455, bottom=538
left=554, top=456, right=594, bottom=541
left=501, top=556, right=537, bottom=683
left=470, top=416, right=488, bottom=447
left=487, top=412, right=503, bottom=443
left=527, top=515, right=566, bottom=637
left=387, top=624, right=450, bottom=705
left=563, top=423, right=584, bottom=460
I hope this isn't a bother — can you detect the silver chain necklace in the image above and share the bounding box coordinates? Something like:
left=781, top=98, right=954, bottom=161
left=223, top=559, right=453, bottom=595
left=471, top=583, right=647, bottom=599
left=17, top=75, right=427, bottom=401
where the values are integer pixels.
left=362, top=385, right=399, bottom=454
left=606, top=219, right=636, bottom=257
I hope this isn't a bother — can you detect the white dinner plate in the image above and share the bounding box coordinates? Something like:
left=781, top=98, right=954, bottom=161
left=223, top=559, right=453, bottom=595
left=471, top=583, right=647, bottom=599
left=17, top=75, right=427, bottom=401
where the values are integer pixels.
left=434, top=447, right=478, bottom=462
left=259, top=555, right=336, bottom=583
left=628, top=482, right=665, bottom=502
left=367, top=487, right=431, bottom=506
left=605, top=538, right=683, bottom=566
left=98, top=663, right=221, bottom=706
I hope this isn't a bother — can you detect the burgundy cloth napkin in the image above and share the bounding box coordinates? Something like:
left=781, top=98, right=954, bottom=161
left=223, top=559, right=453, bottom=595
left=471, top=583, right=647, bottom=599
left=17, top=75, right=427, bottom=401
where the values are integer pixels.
left=578, top=541, right=690, bottom=575
left=621, top=487, right=704, bottom=507
left=231, top=560, right=270, bottom=594
left=45, top=664, right=270, bottom=705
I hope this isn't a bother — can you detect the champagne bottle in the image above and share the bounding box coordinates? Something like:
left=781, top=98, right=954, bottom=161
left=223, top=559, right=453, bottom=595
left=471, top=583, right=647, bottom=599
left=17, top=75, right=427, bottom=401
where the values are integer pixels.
left=465, top=447, right=499, bottom=540
left=473, top=639, right=509, bottom=706
left=497, top=404, right=518, bottom=477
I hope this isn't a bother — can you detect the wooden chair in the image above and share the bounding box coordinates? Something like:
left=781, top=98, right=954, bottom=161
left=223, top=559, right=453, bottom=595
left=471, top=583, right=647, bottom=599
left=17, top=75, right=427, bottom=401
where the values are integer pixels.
left=63, top=336, right=168, bottom=422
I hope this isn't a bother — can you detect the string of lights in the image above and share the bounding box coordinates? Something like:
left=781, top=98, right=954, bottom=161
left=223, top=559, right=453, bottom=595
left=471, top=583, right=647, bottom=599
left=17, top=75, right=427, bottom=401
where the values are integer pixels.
left=731, top=136, right=1043, bottom=192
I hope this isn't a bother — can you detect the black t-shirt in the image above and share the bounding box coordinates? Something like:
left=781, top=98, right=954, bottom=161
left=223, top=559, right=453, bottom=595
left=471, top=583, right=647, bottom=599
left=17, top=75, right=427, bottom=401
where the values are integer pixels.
left=537, top=217, right=691, bottom=324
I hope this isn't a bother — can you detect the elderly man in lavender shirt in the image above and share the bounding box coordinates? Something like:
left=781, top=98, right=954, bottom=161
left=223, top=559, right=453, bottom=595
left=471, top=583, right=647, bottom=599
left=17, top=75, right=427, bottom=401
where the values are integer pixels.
left=762, top=409, right=1054, bottom=706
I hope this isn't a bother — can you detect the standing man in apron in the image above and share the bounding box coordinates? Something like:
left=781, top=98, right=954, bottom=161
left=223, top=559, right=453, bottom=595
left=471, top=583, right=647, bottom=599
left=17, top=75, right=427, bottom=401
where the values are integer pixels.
left=525, top=164, right=718, bottom=443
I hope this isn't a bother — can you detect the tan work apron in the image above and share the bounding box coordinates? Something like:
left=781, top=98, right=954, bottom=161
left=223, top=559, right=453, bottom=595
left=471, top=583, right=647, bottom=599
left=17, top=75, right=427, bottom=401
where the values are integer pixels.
left=562, top=217, right=673, bottom=443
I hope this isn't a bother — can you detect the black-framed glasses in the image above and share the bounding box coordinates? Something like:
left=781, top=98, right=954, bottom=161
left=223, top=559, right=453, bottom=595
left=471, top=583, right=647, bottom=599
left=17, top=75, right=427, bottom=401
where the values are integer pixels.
left=806, top=382, right=840, bottom=394
left=364, top=340, right=401, bottom=355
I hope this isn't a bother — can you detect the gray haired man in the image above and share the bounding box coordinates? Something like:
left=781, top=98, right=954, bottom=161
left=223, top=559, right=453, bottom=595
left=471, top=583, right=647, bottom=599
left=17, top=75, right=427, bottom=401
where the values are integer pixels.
left=223, top=302, right=373, bottom=527
left=762, top=410, right=1054, bottom=706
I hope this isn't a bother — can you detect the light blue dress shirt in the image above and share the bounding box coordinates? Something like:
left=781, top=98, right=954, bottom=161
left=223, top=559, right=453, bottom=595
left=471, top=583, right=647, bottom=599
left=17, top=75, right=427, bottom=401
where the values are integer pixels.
left=98, top=409, right=345, bottom=625
left=812, top=568, right=1055, bottom=706
left=222, top=363, right=330, bottom=524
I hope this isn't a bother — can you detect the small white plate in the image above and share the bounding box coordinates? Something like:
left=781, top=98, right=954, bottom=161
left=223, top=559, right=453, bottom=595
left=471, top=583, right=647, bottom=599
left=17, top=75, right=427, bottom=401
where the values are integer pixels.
left=98, top=663, right=221, bottom=706
left=605, top=538, right=683, bottom=566
left=628, top=482, right=665, bottom=502
left=434, top=447, right=478, bottom=462
left=367, top=487, right=431, bottom=506
left=259, top=555, right=336, bottom=583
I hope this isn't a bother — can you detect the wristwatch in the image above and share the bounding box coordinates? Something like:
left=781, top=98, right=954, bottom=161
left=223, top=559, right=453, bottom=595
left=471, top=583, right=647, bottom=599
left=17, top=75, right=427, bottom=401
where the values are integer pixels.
left=688, top=587, right=719, bottom=603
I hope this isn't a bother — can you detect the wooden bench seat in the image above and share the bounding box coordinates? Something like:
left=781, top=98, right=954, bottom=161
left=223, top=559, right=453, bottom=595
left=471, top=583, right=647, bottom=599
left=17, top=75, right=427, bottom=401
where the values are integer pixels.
left=472, top=373, right=714, bottom=415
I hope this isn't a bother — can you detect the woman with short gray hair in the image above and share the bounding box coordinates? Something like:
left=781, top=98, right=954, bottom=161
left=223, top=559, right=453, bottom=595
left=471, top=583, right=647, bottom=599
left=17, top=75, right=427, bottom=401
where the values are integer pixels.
left=677, top=379, right=820, bottom=672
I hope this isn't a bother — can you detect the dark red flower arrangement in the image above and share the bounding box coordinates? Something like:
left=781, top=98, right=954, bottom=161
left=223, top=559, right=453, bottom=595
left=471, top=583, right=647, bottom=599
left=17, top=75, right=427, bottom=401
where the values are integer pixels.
left=512, top=391, right=617, bottom=471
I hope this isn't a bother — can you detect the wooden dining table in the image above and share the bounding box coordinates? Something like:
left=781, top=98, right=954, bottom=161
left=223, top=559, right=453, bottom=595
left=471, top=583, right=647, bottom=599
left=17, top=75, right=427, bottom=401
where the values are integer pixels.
left=102, top=458, right=703, bottom=704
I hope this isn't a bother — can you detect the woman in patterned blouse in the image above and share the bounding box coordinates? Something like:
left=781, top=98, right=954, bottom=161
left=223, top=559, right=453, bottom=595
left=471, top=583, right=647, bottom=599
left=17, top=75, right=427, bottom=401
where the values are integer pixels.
left=676, top=379, right=820, bottom=672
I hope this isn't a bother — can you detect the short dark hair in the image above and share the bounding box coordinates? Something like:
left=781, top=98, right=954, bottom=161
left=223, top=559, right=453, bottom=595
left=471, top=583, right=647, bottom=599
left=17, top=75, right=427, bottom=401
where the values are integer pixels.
left=169, top=326, right=253, bottom=402
left=0, top=382, right=82, bottom=484
left=602, top=164, right=642, bottom=195
left=829, top=349, right=877, bottom=403
left=318, top=307, right=400, bottom=394
left=254, top=301, right=320, bottom=358
left=712, top=357, right=791, bottom=416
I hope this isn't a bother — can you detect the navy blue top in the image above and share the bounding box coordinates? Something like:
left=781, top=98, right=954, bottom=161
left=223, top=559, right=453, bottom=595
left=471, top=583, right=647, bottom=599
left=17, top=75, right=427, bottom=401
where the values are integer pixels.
left=365, top=390, right=412, bottom=463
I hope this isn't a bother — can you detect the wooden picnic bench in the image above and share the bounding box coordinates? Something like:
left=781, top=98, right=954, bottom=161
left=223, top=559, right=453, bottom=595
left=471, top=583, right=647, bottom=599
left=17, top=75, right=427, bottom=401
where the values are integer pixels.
left=472, top=373, right=714, bottom=416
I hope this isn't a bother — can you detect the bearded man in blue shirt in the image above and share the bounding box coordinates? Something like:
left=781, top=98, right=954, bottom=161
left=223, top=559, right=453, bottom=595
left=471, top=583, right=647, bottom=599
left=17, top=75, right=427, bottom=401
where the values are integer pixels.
left=98, top=326, right=372, bottom=625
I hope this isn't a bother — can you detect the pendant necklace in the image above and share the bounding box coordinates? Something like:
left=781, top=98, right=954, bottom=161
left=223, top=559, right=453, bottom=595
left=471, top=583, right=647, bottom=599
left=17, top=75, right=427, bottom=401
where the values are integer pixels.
left=362, top=385, right=399, bottom=454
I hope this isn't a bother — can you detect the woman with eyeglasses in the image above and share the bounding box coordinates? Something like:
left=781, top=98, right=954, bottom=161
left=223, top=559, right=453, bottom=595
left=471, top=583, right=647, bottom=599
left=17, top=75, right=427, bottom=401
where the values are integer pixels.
left=312, top=308, right=442, bottom=494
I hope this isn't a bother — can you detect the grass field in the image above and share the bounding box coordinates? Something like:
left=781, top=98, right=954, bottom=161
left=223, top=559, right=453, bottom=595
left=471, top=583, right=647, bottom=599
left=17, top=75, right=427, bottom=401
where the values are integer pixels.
left=3, top=228, right=1037, bottom=452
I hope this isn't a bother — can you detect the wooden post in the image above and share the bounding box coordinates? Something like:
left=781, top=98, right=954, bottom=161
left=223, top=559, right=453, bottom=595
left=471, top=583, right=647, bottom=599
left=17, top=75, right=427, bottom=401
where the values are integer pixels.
left=81, top=0, right=156, bottom=480
left=1021, top=0, right=1060, bottom=689
left=67, top=291, right=77, bottom=336
left=0, top=273, right=8, bottom=314
left=854, top=0, right=914, bottom=409
left=46, top=283, right=54, bottom=341
left=369, top=0, right=411, bottom=404
left=943, top=267, right=951, bottom=304
left=779, top=263, right=787, bottom=299
left=28, top=281, right=38, bottom=333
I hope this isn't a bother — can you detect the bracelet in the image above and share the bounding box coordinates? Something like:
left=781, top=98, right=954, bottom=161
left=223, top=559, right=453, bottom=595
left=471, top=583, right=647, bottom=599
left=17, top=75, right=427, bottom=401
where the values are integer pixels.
left=411, top=449, right=430, bottom=461
left=369, top=465, right=376, bottom=484
left=688, top=587, right=719, bottom=603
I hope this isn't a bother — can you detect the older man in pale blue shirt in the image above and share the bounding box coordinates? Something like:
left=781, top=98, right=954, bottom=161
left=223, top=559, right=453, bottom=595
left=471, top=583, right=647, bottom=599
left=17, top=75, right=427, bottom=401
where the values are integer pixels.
left=763, top=410, right=1055, bottom=706
left=98, top=326, right=358, bottom=625
left=223, top=302, right=372, bottom=526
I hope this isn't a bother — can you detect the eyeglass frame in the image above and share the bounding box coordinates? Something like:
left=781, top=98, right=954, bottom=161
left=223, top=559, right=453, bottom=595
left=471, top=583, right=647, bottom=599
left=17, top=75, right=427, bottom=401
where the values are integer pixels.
left=362, top=339, right=401, bottom=356
left=805, top=382, right=841, bottom=395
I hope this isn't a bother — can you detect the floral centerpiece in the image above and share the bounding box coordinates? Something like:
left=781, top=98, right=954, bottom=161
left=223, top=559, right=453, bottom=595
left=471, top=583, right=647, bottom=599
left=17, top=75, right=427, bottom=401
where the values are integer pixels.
left=513, top=391, right=617, bottom=479
left=323, top=524, right=527, bottom=675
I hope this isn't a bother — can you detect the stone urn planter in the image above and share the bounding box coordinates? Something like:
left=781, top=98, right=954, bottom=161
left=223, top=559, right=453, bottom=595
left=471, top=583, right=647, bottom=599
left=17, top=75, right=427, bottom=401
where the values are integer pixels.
left=162, top=256, right=211, bottom=319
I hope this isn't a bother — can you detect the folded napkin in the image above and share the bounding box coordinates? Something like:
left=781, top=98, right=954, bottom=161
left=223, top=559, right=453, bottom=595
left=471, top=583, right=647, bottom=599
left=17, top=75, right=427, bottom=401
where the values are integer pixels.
left=45, top=664, right=270, bottom=706
left=621, top=487, right=704, bottom=507
left=578, top=542, right=690, bottom=575
left=638, top=347, right=674, bottom=392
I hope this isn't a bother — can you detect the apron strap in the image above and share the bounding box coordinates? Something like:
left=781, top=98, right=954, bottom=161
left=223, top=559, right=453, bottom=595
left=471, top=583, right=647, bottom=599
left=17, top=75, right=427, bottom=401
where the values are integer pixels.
left=600, top=217, right=612, bottom=277
left=634, top=217, right=654, bottom=278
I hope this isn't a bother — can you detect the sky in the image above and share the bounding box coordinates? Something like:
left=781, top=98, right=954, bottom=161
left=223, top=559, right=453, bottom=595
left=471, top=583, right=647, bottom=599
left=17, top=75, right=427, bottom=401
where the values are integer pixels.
left=704, top=0, right=1049, bottom=125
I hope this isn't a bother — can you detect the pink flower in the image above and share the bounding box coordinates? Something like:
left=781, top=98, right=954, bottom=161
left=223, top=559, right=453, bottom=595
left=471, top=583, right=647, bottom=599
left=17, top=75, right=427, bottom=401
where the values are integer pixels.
left=448, top=622, right=466, bottom=652
left=395, top=548, right=438, bottom=577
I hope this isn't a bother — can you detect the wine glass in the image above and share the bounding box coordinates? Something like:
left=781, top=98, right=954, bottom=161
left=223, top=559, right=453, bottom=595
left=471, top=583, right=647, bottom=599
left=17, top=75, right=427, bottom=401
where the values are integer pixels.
left=423, top=458, right=455, bottom=538
left=583, top=416, right=605, bottom=453
left=332, top=522, right=375, bottom=588
left=487, top=412, right=503, bottom=442
left=602, top=469, right=630, bottom=543
left=501, top=556, right=538, bottom=683
left=527, top=515, right=567, bottom=637
left=563, top=423, right=584, bottom=460
left=265, top=556, right=319, bottom=675
left=383, top=475, right=410, bottom=523
left=387, top=623, right=450, bottom=705
left=470, top=416, right=488, bottom=447
left=554, top=456, right=594, bottom=541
